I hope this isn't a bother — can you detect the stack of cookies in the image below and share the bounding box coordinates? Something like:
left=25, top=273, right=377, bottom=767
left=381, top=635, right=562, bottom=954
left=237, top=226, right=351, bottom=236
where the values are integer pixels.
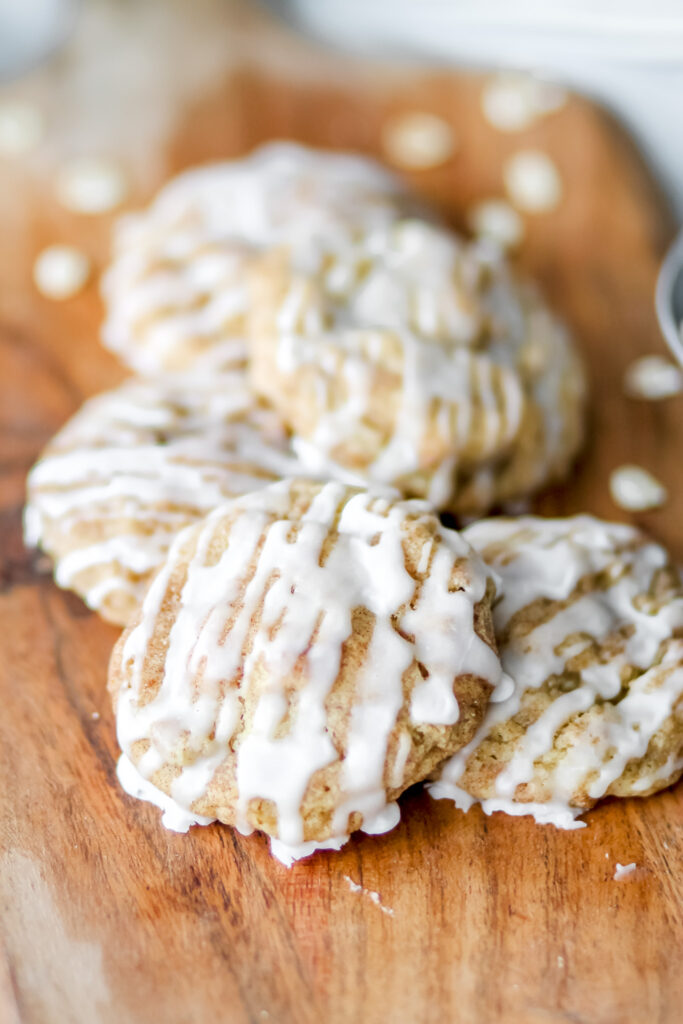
left=25, top=142, right=683, bottom=865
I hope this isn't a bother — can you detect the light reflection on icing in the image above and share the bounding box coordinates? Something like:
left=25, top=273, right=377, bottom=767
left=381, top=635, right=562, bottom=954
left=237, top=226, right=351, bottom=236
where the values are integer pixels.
left=430, top=515, right=683, bottom=827
left=114, top=480, right=502, bottom=860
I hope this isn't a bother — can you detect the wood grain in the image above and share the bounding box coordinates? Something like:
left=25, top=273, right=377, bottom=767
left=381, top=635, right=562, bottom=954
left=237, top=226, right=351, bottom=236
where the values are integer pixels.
left=1, top=3, right=682, bottom=1022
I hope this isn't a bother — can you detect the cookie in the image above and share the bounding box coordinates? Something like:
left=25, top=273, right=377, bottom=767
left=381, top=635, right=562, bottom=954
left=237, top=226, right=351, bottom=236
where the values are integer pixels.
left=248, top=219, right=586, bottom=514
left=24, top=372, right=301, bottom=626
left=430, top=516, right=683, bottom=826
left=101, top=142, right=427, bottom=374
left=108, top=479, right=504, bottom=864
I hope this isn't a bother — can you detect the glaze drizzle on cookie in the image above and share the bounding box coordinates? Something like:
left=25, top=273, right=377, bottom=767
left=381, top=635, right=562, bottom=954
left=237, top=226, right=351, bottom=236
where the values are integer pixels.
left=113, top=480, right=504, bottom=863
left=430, top=516, right=683, bottom=826
left=250, top=220, right=585, bottom=513
left=102, top=142, right=425, bottom=374
left=24, top=372, right=303, bottom=625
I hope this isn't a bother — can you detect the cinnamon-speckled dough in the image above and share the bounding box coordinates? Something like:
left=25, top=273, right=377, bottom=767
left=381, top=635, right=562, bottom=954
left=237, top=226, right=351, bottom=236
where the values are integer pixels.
left=109, top=479, right=504, bottom=859
left=24, top=371, right=302, bottom=626
left=430, top=516, right=683, bottom=826
left=101, top=142, right=429, bottom=374
left=248, top=219, right=586, bottom=515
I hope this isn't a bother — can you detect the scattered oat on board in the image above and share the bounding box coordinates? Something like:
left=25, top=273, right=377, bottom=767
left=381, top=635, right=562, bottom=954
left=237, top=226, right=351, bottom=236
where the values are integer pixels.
left=33, top=245, right=91, bottom=300
left=504, top=150, right=562, bottom=213
left=467, top=199, right=524, bottom=250
left=0, top=101, right=43, bottom=156
left=624, top=355, right=683, bottom=401
left=382, top=112, right=455, bottom=169
left=609, top=465, right=667, bottom=512
left=56, top=157, right=128, bottom=214
left=481, top=73, right=566, bottom=133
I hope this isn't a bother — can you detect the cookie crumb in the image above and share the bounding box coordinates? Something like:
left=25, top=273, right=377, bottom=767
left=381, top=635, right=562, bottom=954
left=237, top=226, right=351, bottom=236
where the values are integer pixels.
left=0, top=100, right=43, bottom=156
left=482, top=73, right=566, bottom=132
left=382, top=112, right=455, bottom=169
left=56, top=157, right=128, bottom=214
left=468, top=199, right=524, bottom=250
left=609, top=465, right=667, bottom=512
left=614, top=862, right=636, bottom=880
left=33, top=245, right=90, bottom=300
left=343, top=875, right=394, bottom=916
left=504, top=150, right=562, bottom=213
left=624, top=355, right=683, bottom=401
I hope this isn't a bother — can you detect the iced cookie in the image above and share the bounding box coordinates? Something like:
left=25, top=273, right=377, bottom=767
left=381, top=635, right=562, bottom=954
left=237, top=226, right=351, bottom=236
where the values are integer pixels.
left=430, top=516, right=683, bottom=827
left=101, top=142, right=427, bottom=374
left=108, top=479, right=505, bottom=864
left=24, top=372, right=301, bottom=626
left=248, top=219, right=586, bottom=514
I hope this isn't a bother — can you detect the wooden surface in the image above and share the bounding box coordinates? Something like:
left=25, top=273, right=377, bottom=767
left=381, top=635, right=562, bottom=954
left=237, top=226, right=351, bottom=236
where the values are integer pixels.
left=1, top=3, right=682, bottom=1022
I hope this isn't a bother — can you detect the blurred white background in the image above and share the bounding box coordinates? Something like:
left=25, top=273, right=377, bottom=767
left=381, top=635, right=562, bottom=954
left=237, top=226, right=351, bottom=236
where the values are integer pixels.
left=271, top=0, right=683, bottom=217
left=0, top=0, right=80, bottom=78
left=2, top=0, right=683, bottom=214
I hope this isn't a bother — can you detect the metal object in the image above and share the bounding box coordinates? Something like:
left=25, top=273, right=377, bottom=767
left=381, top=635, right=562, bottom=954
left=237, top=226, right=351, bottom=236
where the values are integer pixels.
left=655, top=227, right=683, bottom=366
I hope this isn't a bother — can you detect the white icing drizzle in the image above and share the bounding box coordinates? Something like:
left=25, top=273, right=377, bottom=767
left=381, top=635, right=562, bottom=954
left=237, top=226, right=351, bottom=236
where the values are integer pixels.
left=269, top=835, right=349, bottom=868
left=115, top=480, right=502, bottom=860
left=430, top=516, right=683, bottom=827
left=464, top=280, right=585, bottom=507
left=117, top=143, right=422, bottom=252
left=101, top=241, right=253, bottom=375
left=118, top=753, right=351, bottom=866
left=279, top=327, right=525, bottom=487
left=258, top=219, right=584, bottom=509
left=102, top=142, right=426, bottom=373
left=24, top=372, right=305, bottom=620
left=117, top=754, right=215, bottom=832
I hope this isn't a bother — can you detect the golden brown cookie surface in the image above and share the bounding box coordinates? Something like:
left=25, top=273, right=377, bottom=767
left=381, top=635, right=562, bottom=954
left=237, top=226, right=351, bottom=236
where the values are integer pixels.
left=431, top=516, right=683, bottom=826
left=248, top=220, right=586, bottom=513
left=24, top=371, right=300, bottom=626
left=109, top=479, right=504, bottom=863
left=101, top=142, right=427, bottom=374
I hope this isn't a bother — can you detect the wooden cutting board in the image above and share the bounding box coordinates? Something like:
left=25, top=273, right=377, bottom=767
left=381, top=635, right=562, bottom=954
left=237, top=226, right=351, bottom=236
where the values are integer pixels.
left=1, top=3, right=682, bottom=1022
